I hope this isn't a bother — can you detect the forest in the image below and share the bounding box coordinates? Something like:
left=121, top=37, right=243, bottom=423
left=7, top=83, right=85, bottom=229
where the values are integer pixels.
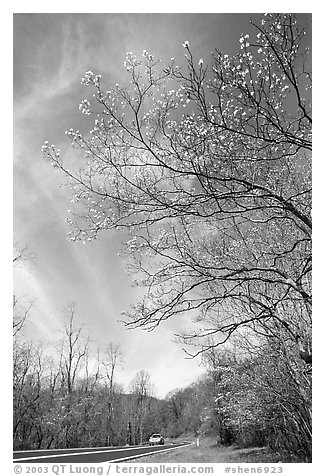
left=14, top=301, right=311, bottom=461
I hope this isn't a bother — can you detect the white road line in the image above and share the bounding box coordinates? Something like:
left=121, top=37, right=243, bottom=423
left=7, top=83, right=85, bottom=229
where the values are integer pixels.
left=13, top=445, right=132, bottom=454
left=14, top=444, right=189, bottom=462
left=106, top=443, right=193, bottom=463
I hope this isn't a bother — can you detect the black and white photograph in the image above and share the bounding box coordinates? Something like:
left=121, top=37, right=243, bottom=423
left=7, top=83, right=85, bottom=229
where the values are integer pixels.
left=13, top=7, right=312, bottom=469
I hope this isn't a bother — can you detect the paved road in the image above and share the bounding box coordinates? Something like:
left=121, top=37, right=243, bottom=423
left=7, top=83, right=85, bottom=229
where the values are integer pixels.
left=13, top=443, right=190, bottom=463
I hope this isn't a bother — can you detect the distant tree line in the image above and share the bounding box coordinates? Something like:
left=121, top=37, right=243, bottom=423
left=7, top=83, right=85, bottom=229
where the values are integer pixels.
left=13, top=305, right=167, bottom=450
left=13, top=304, right=311, bottom=461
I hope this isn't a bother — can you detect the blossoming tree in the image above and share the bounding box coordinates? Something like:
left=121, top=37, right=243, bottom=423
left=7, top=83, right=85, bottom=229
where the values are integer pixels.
left=43, top=14, right=311, bottom=361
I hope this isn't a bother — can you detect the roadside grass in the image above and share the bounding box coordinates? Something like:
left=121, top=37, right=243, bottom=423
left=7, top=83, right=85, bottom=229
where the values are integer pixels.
left=132, top=437, right=284, bottom=464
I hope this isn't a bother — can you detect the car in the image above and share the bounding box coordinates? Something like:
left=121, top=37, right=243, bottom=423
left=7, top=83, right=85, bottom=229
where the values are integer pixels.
left=149, top=433, right=164, bottom=445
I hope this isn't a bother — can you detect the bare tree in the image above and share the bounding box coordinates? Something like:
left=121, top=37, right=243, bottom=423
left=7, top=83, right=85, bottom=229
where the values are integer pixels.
left=101, top=343, right=123, bottom=445
left=13, top=244, right=34, bottom=336
left=59, top=304, right=88, bottom=393
left=129, top=370, right=154, bottom=444
left=13, top=295, right=33, bottom=337
left=57, top=303, right=89, bottom=447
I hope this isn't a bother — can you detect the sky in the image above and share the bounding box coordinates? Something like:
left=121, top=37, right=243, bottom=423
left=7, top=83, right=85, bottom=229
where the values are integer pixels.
left=13, top=11, right=312, bottom=398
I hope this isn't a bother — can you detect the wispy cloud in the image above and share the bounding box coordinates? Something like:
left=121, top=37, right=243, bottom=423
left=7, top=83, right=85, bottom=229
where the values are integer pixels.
left=15, top=13, right=240, bottom=397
